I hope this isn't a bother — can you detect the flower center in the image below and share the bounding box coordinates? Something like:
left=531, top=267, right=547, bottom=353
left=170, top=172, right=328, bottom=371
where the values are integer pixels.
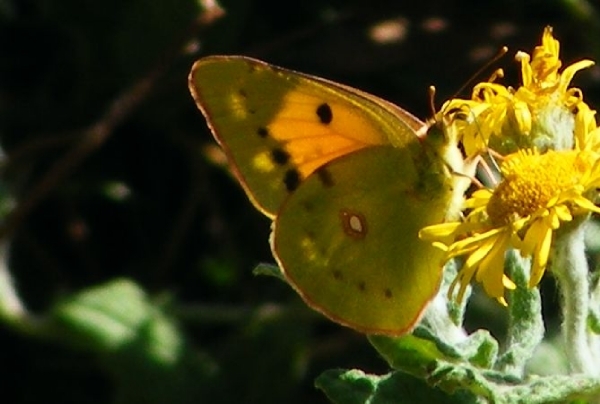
left=486, top=150, right=588, bottom=225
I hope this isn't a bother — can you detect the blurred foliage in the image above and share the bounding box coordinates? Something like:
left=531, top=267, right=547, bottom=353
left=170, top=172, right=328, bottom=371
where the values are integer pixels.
left=0, top=0, right=600, bottom=403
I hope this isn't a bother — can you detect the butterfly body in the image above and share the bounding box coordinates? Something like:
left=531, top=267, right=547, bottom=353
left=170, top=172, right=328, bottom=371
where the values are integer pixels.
left=189, top=56, right=468, bottom=335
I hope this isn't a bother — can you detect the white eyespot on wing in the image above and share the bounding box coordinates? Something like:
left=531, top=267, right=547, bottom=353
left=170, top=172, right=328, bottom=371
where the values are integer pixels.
left=339, top=209, right=367, bottom=239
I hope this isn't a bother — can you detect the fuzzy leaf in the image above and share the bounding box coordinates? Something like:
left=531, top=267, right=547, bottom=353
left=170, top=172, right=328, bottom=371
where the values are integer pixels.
left=316, top=369, right=480, bottom=404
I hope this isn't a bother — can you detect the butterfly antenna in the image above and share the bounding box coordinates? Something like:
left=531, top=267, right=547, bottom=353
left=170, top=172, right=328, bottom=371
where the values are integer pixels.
left=451, top=46, right=509, bottom=100
left=429, top=46, right=508, bottom=121
left=427, top=86, right=438, bottom=121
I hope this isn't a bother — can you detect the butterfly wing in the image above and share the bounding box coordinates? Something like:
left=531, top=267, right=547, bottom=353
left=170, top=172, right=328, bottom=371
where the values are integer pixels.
left=188, top=55, right=425, bottom=218
left=273, top=144, right=453, bottom=335
left=189, top=55, right=459, bottom=335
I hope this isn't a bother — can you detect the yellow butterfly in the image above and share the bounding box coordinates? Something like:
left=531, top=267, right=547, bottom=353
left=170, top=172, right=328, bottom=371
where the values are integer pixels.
left=189, top=56, right=469, bottom=335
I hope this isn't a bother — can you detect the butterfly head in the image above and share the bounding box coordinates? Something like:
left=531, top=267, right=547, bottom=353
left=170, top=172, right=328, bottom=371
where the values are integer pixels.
left=421, top=114, right=479, bottom=221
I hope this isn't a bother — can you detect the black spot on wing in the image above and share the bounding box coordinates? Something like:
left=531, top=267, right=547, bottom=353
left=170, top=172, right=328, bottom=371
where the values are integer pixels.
left=300, top=200, right=315, bottom=212
left=316, top=103, right=333, bottom=124
left=284, top=169, right=301, bottom=192
left=257, top=126, right=269, bottom=138
left=316, top=166, right=334, bottom=188
left=271, top=148, right=290, bottom=165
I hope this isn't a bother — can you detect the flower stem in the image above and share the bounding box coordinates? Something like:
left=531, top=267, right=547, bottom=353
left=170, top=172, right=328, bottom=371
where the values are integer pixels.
left=552, top=222, right=600, bottom=375
left=497, top=251, right=544, bottom=377
left=421, top=260, right=468, bottom=344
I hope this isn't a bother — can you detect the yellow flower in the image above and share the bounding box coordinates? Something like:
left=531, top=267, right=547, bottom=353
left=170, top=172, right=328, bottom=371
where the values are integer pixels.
left=440, top=26, right=594, bottom=156
left=575, top=101, right=600, bottom=152
left=420, top=149, right=600, bottom=305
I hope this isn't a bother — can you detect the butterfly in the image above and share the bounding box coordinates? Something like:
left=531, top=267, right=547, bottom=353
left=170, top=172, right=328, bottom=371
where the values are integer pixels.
left=188, top=55, right=470, bottom=335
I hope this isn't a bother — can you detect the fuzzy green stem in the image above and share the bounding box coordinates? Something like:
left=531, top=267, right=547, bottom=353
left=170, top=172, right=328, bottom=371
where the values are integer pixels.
left=421, top=260, right=468, bottom=344
left=497, top=251, right=544, bottom=377
left=421, top=292, right=468, bottom=345
left=587, top=239, right=600, bottom=369
left=552, top=223, right=599, bottom=375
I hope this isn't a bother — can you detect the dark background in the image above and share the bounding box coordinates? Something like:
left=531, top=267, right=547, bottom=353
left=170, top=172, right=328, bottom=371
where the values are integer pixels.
left=1, top=0, right=599, bottom=403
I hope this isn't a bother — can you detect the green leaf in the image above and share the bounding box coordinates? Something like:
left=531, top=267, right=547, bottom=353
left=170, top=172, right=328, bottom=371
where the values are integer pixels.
left=317, top=369, right=376, bottom=404
left=368, top=334, right=513, bottom=401
left=253, top=262, right=286, bottom=281
left=370, top=326, right=498, bottom=374
left=316, top=369, right=480, bottom=404
left=51, top=278, right=217, bottom=404
left=455, top=330, right=498, bottom=369
left=499, top=374, right=600, bottom=403
left=442, top=259, right=470, bottom=326
left=52, top=278, right=158, bottom=352
left=368, top=334, right=446, bottom=378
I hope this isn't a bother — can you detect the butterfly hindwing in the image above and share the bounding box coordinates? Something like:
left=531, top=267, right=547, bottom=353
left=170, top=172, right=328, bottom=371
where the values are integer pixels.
left=273, top=145, right=452, bottom=335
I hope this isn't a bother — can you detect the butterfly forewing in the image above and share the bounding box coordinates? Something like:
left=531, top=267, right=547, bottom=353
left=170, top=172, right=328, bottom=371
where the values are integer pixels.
left=188, top=56, right=426, bottom=217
